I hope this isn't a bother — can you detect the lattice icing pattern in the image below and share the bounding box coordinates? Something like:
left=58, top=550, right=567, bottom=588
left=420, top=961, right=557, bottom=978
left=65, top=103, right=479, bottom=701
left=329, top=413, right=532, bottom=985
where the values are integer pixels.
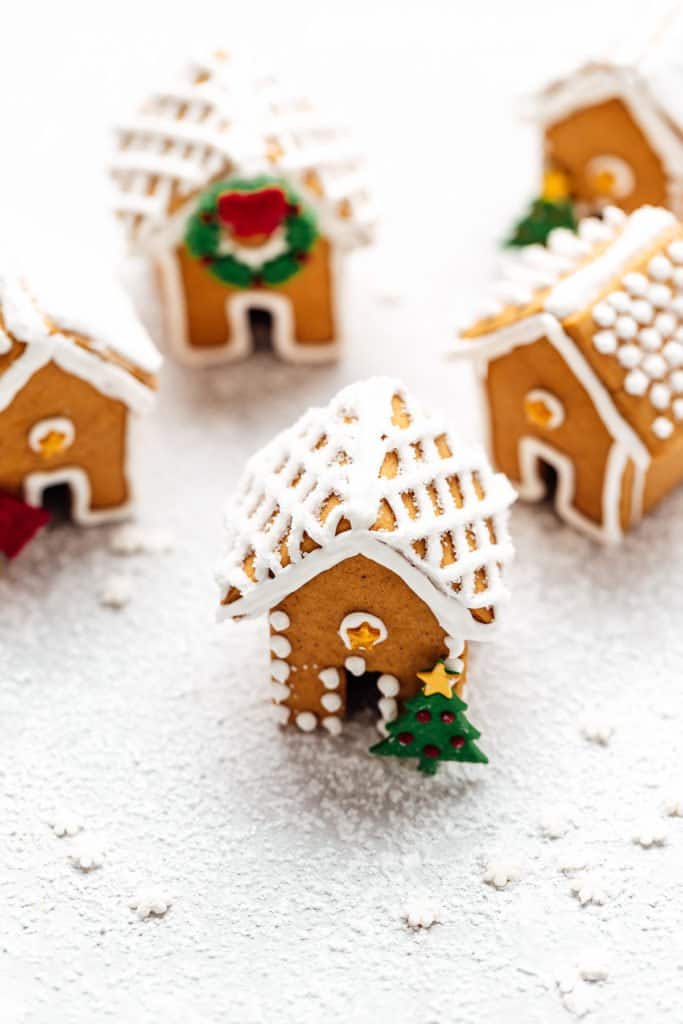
left=216, top=378, right=515, bottom=617
left=110, top=51, right=373, bottom=249
left=589, top=240, right=683, bottom=439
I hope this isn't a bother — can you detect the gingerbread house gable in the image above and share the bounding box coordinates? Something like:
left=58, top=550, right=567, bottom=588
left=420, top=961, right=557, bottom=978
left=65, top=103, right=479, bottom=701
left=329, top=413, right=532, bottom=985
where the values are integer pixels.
left=533, top=16, right=683, bottom=202
left=0, top=269, right=161, bottom=416
left=457, top=204, right=683, bottom=538
left=110, top=52, right=373, bottom=253
left=216, top=378, right=515, bottom=639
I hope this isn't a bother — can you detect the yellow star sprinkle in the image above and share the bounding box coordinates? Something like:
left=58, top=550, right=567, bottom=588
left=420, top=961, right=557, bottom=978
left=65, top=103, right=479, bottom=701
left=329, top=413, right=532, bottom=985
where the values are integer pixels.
left=542, top=168, right=570, bottom=202
left=347, top=622, right=381, bottom=651
left=38, top=430, right=67, bottom=459
left=417, top=661, right=457, bottom=698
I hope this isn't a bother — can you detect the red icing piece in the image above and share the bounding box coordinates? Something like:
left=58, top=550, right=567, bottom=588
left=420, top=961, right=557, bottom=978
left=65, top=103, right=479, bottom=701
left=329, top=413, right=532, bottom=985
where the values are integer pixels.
left=217, top=186, right=288, bottom=239
left=450, top=735, right=465, bottom=750
left=0, top=492, right=50, bottom=559
left=397, top=732, right=414, bottom=746
left=416, top=709, right=431, bottom=723
left=423, top=744, right=441, bottom=759
left=440, top=711, right=455, bottom=723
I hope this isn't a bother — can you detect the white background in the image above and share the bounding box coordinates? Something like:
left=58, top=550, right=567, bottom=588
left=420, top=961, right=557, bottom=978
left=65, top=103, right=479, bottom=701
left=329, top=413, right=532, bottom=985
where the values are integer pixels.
left=2, top=2, right=683, bottom=1022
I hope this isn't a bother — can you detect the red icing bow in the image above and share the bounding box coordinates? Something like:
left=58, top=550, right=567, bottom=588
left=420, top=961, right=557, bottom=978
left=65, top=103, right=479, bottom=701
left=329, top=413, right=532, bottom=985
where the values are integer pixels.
left=217, top=186, right=288, bottom=239
left=0, top=492, right=50, bottom=559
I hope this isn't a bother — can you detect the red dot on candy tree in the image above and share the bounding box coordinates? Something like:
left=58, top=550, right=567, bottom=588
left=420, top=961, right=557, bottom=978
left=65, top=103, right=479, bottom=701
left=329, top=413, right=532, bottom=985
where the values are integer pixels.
left=423, top=744, right=440, bottom=759
left=398, top=732, right=413, bottom=746
left=416, top=709, right=431, bottom=723
left=441, top=711, right=455, bottom=723
left=450, top=735, right=465, bottom=750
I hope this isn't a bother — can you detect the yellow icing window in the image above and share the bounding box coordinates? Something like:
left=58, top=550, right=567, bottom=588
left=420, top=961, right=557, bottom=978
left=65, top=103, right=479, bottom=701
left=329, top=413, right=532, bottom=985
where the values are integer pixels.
left=524, top=390, right=565, bottom=429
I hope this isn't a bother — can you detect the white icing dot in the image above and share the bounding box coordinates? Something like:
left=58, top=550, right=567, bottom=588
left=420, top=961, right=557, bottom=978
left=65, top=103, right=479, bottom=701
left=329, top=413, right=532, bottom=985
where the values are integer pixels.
left=663, top=340, right=683, bottom=367
left=668, top=240, right=683, bottom=264
left=615, top=315, right=637, bottom=340
left=650, top=383, right=671, bottom=410
left=378, top=697, right=398, bottom=722
left=592, top=302, right=617, bottom=327
left=318, top=667, right=340, bottom=690
left=602, top=205, right=626, bottom=228
left=624, top=369, right=649, bottom=396
left=639, top=328, right=662, bottom=352
left=671, top=370, right=683, bottom=392
left=271, top=659, right=291, bottom=683
left=322, top=715, right=342, bottom=736
left=671, top=295, right=683, bottom=318
left=649, top=283, right=672, bottom=308
left=652, top=416, right=674, bottom=439
left=271, top=704, right=290, bottom=726
left=674, top=267, right=683, bottom=289
left=655, top=312, right=676, bottom=337
left=296, top=711, right=318, bottom=732
left=270, top=681, right=290, bottom=702
left=269, top=610, right=290, bottom=631
left=631, top=300, right=654, bottom=325
left=617, top=344, right=641, bottom=369
left=642, top=353, right=667, bottom=379
left=377, top=673, right=400, bottom=697
left=270, top=634, right=292, bottom=658
left=321, top=691, right=342, bottom=712
left=673, top=398, right=683, bottom=420
left=623, top=271, right=649, bottom=297
left=345, top=656, right=366, bottom=676
left=579, top=217, right=612, bottom=243
left=593, top=330, right=617, bottom=354
left=607, top=290, right=631, bottom=313
left=648, top=255, right=673, bottom=281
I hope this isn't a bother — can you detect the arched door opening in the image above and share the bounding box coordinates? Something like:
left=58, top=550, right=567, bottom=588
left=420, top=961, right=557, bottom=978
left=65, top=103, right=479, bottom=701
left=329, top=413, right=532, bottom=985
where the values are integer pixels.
left=39, top=482, right=73, bottom=523
left=248, top=308, right=274, bottom=352
left=346, top=670, right=382, bottom=718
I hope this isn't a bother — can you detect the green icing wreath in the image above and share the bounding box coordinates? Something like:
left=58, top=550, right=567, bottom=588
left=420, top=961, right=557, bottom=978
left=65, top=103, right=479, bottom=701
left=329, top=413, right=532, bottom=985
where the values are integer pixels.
left=184, top=175, right=319, bottom=288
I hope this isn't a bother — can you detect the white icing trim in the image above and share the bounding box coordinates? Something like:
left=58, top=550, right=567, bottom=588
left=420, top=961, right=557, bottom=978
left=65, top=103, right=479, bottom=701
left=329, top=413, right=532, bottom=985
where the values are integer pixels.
left=295, top=711, right=317, bottom=732
left=321, top=715, right=342, bottom=736
left=517, top=437, right=630, bottom=544
left=271, top=659, right=291, bottom=683
left=338, top=611, right=387, bottom=650
left=28, top=417, right=75, bottom=455
left=218, top=533, right=501, bottom=640
left=318, top=667, right=340, bottom=690
left=270, top=681, right=290, bottom=702
left=585, top=154, right=635, bottom=200
left=156, top=248, right=341, bottom=367
left=23, top=466, right=133, bottom=526
left=345, top=655, right=366, bottom=676
left=524, top=389, right=565, bottom=429
left=545, top=207, right=675, bottom=319
left=271, top=704, right=290, bottom=726
left=377, top=674, right=399, bottom=697
left=270, top=634, right=291, bottom=658
left=269, top=610, right=290, bottom=631
left=321, top=692, right=342, bottom=713
left=378, top=697, right=398, bottom=722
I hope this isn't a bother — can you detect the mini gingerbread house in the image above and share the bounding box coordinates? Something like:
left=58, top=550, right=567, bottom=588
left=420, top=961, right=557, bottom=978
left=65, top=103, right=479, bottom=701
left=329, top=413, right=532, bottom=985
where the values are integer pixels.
left=0, top=267, right=160, bottom=524
left=534, top=15, right=683, bottom=216
left=457, top=204, right=683, bottom=542
left=110, top=52, right=372, bottom=367
left=216, top=378, right=515, bottom=740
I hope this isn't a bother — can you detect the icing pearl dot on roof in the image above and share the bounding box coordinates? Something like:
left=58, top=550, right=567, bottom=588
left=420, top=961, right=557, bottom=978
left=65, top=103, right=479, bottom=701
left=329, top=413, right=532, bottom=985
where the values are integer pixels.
left=615, top=315, right=637, bottom=340
left=642, top=353, right=667, bottom=379
left=649, top=284, right=672, bottom=308
left=673, top=398, right=683, bottom=419
left=648, top=255, right=673, bottom=280
left=631, top=300, right=654, bottom=324
left=625, top=369, right=649, bottom=396
left=607, top=290, right=631, bottom=313
left=593, top=302, right=616, bottom=327
left=663, top=340, right=683, bottom=365
left=668, top=241, right=683, bottom=263
left=640, top=328, right=662, bottom=351
left=594, top=330, right=617, bottom=354
left=655, top=312, right=676, bottom=336
left=671, top=370, right=683, bottom=392
left=624, top=272, right=649, bottom=296
left=653, top=416, right=674, bottom=439
left=617, top=344, right=641, bottom=369
left=650, top=383, right=671, bottom=409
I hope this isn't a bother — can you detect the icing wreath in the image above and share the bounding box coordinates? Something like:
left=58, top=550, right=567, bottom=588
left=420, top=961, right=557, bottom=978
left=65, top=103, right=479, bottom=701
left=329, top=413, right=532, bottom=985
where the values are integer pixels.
left=184, top=176, right=319, bottom=288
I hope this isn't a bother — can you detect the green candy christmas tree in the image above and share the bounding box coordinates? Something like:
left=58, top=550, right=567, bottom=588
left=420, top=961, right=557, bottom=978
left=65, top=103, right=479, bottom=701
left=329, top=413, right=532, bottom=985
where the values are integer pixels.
left=369, top=661, right=488, bottom=776
left=505, top=170, right=577, bottom=248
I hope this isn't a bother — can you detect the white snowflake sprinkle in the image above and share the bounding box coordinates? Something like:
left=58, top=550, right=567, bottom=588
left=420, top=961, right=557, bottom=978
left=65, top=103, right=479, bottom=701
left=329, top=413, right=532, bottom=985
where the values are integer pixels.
left=580, top=714, right=614, bottom=745
left=48, top=811, right=82, bottom=838
left=69, top=839, right=105, bottom=872
left=540, top=811, right=572, bottom=839
left=110, top=525, right=175, bottom=555
left=569, top=873, right=611, bottom=906
left=99, top=574, right=133, bottom=609
left=483, top=860, right=520, bottom=889
left=578, top=948, right=610, bottom=982
left=663, top=791, right=683, bottom=817
left=633, top=820, right=668, bottom=848
left=129, top=889, right=171, bottom=920
left=402, top=898, right=441, bottom=930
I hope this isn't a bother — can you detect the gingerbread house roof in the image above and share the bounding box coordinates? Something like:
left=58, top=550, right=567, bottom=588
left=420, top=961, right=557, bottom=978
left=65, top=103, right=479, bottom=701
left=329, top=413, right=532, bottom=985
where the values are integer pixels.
left=0, top=267, right=161, bottom=415
left=216, top=378, right=516, bottom=638
left=110, top=51, right=373, bottom=251
left=458, top=204, right=683, bottom=458
left=533, top=13, right=683, bottom=179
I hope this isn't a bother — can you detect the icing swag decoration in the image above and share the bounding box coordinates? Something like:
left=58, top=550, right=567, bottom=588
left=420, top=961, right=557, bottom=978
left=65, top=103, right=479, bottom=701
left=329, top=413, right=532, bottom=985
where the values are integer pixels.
left=185, top=175, right=319, bottom=288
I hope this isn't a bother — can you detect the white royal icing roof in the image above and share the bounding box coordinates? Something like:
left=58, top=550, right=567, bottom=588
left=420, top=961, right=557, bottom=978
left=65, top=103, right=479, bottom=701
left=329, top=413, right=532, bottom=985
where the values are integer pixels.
left=216, top=377, right=516, bottom=636
left=0, top=267, right=160, bottom=415
left=110, top=51, right=373, bottom=251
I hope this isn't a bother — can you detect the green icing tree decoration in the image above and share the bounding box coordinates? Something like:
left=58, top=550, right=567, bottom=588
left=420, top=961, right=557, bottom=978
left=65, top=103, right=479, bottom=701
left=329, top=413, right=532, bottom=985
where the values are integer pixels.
left=505, top=196, right=577, bottom=248
left=369, top=660, right=488, bottom=776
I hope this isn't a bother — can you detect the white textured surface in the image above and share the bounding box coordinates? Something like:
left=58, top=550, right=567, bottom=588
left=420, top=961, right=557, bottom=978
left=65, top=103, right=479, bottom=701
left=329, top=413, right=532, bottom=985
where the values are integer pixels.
left=1, top=2, right=682, bottom=1023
